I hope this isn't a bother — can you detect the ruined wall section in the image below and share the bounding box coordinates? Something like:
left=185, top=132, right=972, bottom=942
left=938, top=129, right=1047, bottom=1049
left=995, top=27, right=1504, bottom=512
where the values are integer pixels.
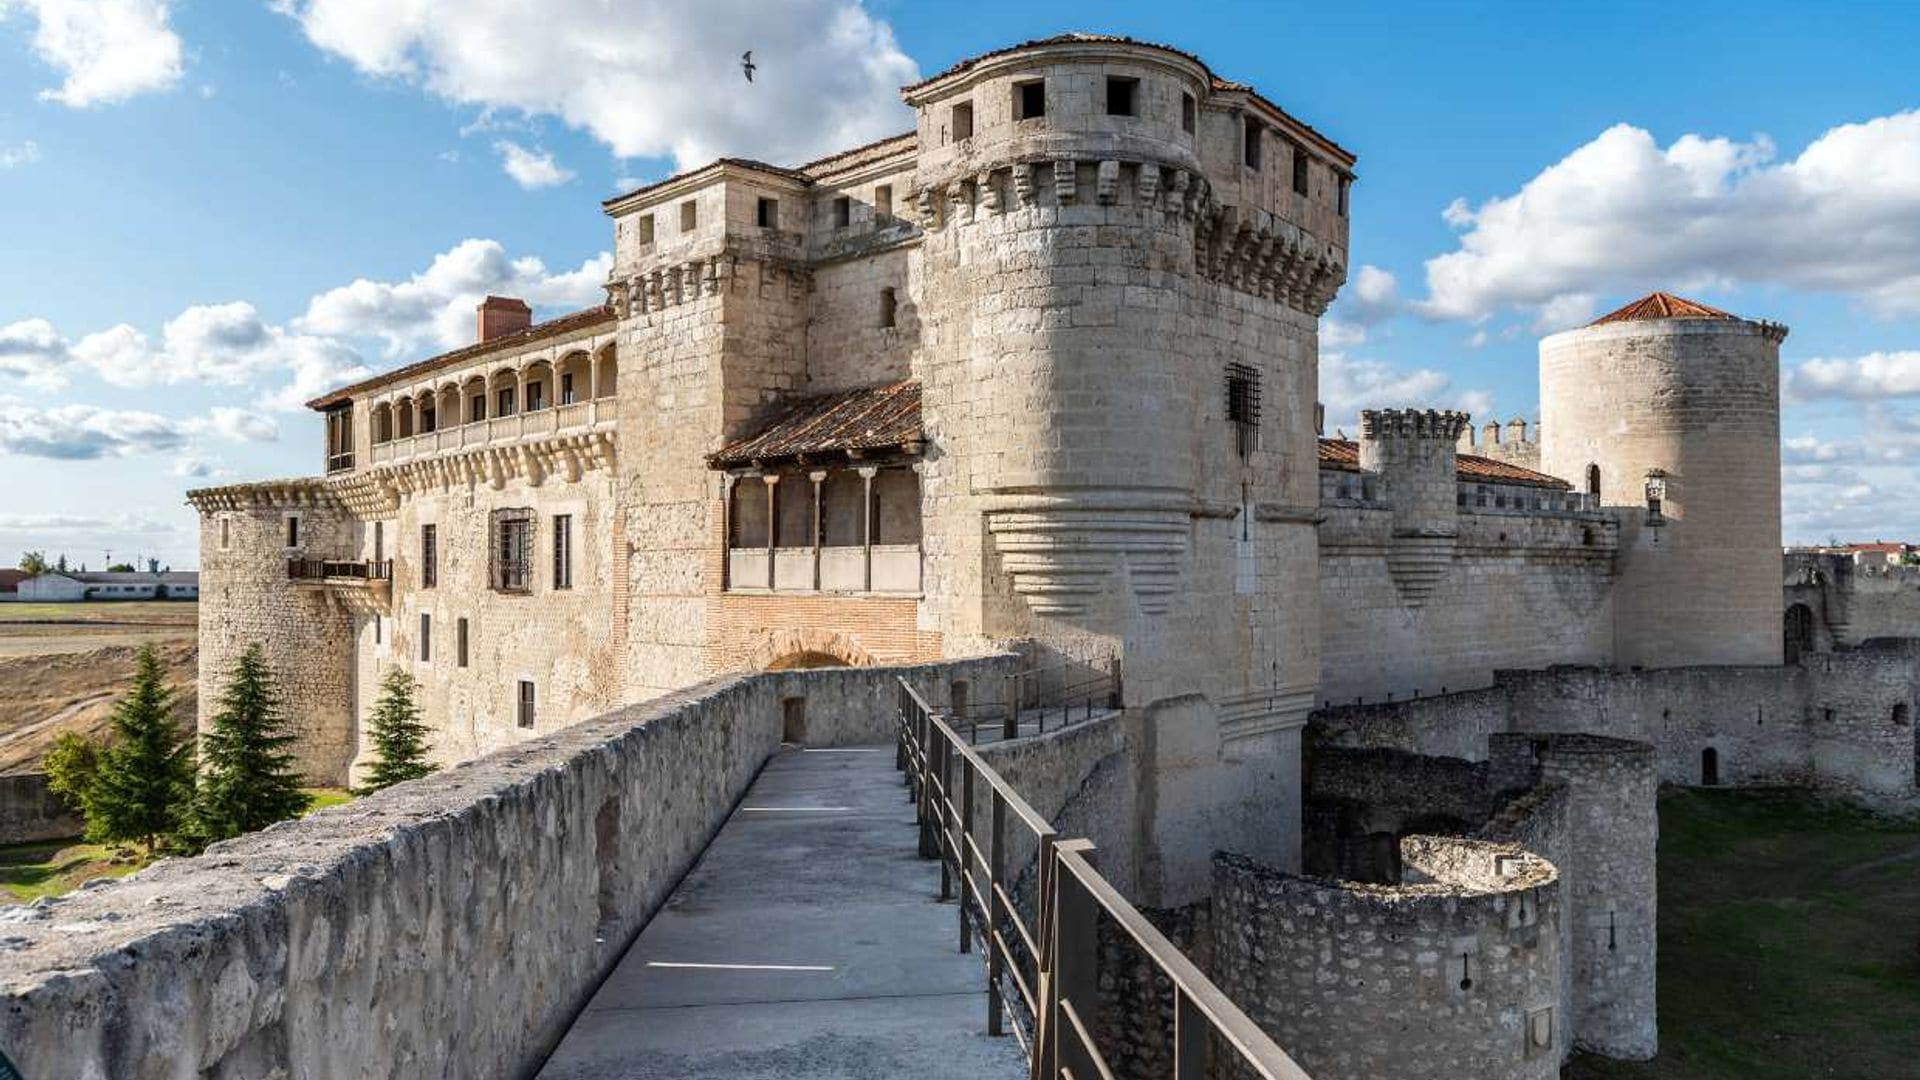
left=1213, top=839, right=1564, bottom=1080
left=190, top=480, right=359, bottom=784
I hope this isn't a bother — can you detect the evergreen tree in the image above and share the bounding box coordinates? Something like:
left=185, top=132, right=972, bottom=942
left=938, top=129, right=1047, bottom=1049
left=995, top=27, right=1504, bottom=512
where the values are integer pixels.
left=193, top=644, right=310, bottom=842
left=88, top=646, right=194, bottom=854
left=357, top=669, right=437, bottom=794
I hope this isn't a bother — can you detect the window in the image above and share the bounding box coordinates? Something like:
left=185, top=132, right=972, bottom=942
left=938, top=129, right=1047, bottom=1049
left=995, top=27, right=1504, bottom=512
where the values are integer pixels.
left=517, top=680, right=536, bottom=729
left=1013, top=79, right=1045, bottom=121
left=1181, top=92, right=1196, bottom=134
left=874, top=184, right=893, bottom=218
left=527, top=381, right=546, bottom=412
left=1225, top=363, right=1262, bottom=458
left=285, top=515, right=300, bottom=548
left=553, top=514, right=574, bottom=590
left=833, top=196, right=851, bottom=228
left=950, top=100, right=973, bottom=141
left=496, top=386, right=516, bottom=417
left=493, top=509, right=533, bottom=592
left=374, top=614, right=382, bottom=645
left=373, top=520, right=385, bottom=563
left=1243, top=120, right=1262, bottom=170
left=756, top=197, right=779, bottom=229
left=1586, top=464, right=1602, bottom=499
left=421, top=524, right=437, bottom=588
left=1292, top=144, right=1310, bottom=196
left=680, top=200, right=697, bottom=231
left=325, top=406, right=354, bottom=472
left=457, top=617, right=470, bottom=668
left=1105, top=76, right=1137, bottom=117
left=220, top=518, right=230, bottom=550
left=470, top=393, right=486, bottom=421
left=636, top=213, right=655, bottom=245
left=1644, top=473, right=1667, bottom=524
left=420, top=403, right=435, bottom=433
left=879, top=287, right=897, bottom=329
left=561, top=372, right=576, bottom=405
left=419, top=613, right=432, bottom=663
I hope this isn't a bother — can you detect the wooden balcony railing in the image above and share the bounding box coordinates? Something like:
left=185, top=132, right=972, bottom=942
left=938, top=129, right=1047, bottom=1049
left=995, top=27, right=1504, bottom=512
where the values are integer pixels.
left=287, top=558, right=393, bottom=583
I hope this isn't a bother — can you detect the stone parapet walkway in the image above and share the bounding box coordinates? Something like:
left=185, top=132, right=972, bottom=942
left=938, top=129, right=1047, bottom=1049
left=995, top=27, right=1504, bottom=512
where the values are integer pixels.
left=537, top=744, right=1026, bottom=1080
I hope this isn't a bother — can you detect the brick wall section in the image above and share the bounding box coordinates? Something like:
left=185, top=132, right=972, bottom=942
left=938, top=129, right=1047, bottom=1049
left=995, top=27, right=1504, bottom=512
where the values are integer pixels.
left=708, top=592, right=938, bottom=670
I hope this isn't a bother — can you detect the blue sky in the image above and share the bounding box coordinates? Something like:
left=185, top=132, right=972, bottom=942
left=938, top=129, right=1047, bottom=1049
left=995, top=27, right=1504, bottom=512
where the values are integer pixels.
left=2, top=0, right=1918, bottom=568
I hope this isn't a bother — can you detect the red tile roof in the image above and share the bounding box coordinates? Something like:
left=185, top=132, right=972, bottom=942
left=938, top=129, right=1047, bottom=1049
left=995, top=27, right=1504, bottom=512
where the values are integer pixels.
left=709, top=381, right=923, bottom=469
left=1318, top=438, right=1571, bottom=490
left=0, top=569, right=27, bottom=593
left=306, top=306, right=615, bottom=410
left=1590, top=292, right=1735, bottom=326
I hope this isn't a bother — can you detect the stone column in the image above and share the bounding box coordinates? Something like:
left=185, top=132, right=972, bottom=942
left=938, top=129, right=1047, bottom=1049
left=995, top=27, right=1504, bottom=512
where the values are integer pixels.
left=719, top=474, right=735, bottom=592
left=809, top=470, right=827, bottom=591
left=764, top=474, right=779, bottom=590
left=858, top=466, right=877, bottom=592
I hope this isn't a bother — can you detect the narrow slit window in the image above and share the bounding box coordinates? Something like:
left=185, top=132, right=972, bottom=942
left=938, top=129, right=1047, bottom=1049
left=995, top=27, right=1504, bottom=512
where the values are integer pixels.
left=1181, top=93, right=1196, bottom=134
left=457, top=617, right=470, bottom=668
left=1243, top=119, right=1262, bottom=170
left=553, top=514, right=574, bottom=590
left=879, top=287, right=897, bottom=329
left=285, top=515, right=299, bottom=548
left=1292, top=144, right=1310, bottom=196
left=419, top=613, right=431, bottom=663
left=1105, top=76, right=1137, bottom=117
left=1013, top=79, right=1045, bottom=121
left=874, top=184, right=893, bottom=219
left=517, top=680, right=536, bottom=729
left=421, top=524, right=437, bottom=588
left=950, top=101, right=973, bottom=141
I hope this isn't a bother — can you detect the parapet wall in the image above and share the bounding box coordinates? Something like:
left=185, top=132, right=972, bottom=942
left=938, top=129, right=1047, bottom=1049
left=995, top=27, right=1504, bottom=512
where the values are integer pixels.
left=0, top=774, right=82, bottom=845
left=1213, top=837, right=1564, bottom=1080
left=0, top=660, right=985, bottom=1079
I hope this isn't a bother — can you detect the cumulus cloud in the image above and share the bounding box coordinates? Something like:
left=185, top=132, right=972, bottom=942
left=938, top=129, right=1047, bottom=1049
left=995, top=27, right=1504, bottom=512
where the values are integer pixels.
left=2, top=0, right=185, bottom=107
left=0, top=140, right=40, bottom=168
left=495, top=140, right=574, bottom=188
left=1319, top=338, right=1495, bottom=438
left=1422, top=111, right=1920, bottom=324
left=295, top=237, right=610, bottom=357
left=1333, top=265, right=1400, bottom=326
left=0, top=396, right=277, bottom=461
left=272, top=0, right=917, bottom=169
left=1785, top=351, right=1920, bottom=401
left=0, top=318, right=72, bottom=389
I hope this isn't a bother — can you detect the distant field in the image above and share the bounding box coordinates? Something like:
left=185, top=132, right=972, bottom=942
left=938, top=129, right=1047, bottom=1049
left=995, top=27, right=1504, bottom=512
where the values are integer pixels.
left=1566, top=788, right=1920, bottom=1080
left=0, top=601, right=197, bottom=625
left=0, top=601, right=195, bottom=659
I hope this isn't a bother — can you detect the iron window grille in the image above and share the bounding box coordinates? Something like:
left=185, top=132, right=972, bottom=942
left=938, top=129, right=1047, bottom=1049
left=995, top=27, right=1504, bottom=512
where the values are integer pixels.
left=492, top=509, right=534, bottom=593
left=1225, top=363, right=1262, bottom=458
left=421, top=524, right=437, bottom=588
left=553, top=514, right=574, bottom=590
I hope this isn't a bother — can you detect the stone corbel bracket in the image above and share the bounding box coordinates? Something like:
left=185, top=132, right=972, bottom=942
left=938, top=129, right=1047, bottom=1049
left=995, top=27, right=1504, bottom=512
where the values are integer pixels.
left=1216, top=686, right=1317, bottom=745
left=982, top=490, right=1196, bottom=617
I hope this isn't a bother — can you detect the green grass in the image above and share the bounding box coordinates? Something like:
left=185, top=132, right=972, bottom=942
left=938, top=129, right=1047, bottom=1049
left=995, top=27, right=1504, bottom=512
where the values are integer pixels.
left=0, top=788, right=354, bottom=902
left=0, top=600, right=196, bottom=624
left=1566, top=788, right=1920, bottom=1080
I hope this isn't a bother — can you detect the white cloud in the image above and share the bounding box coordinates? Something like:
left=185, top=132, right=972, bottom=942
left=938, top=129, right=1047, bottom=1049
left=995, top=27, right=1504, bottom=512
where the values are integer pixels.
left=2, top=0, right=185, bottom=107
left=1422, top=111, right=1920, bottom=323
left=494, top=140, right=573, bottom=188
left=171, top=455, right=223, bottom=479
left=295, top=237, right=610, bottom=357
left=1333, top=264, right=1399, bottom=326
left=273, top=0, right=918, bottom=169
left=0, top=317, right=72, bottom=389
left=1319, top=348, right=1493, bottom=437
left=1786, top=351, right=1920, bottom=401
left=0, top=400, right=269, bottom=460
left=0, top=140, right=40, bottom=168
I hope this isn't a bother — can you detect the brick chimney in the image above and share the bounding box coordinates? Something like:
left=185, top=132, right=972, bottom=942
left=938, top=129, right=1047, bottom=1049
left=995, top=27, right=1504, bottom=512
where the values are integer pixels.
left=476, top=296, right=533, bottom=342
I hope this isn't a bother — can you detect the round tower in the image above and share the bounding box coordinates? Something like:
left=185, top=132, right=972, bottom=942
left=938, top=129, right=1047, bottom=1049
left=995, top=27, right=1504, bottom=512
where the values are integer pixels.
left=1539, top=293, right=1786, bottom=668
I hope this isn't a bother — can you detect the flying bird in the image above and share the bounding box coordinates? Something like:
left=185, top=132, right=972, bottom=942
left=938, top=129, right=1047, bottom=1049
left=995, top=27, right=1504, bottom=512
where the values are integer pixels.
left=742, top=50, right=755, bottom=83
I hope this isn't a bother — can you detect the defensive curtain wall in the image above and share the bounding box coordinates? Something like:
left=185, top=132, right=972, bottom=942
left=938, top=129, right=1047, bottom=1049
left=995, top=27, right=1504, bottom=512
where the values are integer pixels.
left=0, top=656, right=1011, bottom=1079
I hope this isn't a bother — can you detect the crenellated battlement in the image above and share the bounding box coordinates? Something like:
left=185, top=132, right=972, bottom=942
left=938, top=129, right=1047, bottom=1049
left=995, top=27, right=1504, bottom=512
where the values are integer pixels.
left=1362, top=408, right=1471, bottom=442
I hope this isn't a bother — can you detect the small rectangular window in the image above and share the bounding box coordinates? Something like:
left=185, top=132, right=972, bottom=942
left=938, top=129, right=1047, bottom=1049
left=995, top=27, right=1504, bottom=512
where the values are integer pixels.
left=879, top=287, right=897, bottom=329
left=1181, top=93, right=1196, bottom=134
left=374, top=614, right=382, bottom=645
left=496, top=387, right=515, bottom=417
left=874, top=184, right=893, bottom=219
left=1013, top=79, right=1045, bottom=121
left=1105, top=77, right=1137, bottom=117
left=421, top=524, right=437, bottom=588
left=493, top=509, right=533, bottom=592
left=553, top=514, right=574, bottom=590
left=1225, top=363, right=1262, bottom=458
left=286, top=515, right=299, bottom=548
left=950, top=100, right=973, bottom=141
left=636, top=213, right=655, bottom=245
left=373, top=520, right=384, bottom=563
left=832, top=195, right=851, bottom=228
left=419, top=613, right=432, bottom=663
left=1337, top=174, right=1351, bottom=217
left=561, top=372, right=575, bottom=404
left=470, top=394, right=486, bottom=421
left=457, top=617, right=470, bottom=668
left=756, top=197, right=778, bottom=229
left=1293, top=144, right=1310, bottom=197
left=517, top=680, right=536, bottom=729
left=220, top=518, right=230, bottom=550
left=1243, top=119, right=1263, bottom=170
left=527, top=381, right=545, bottom=412
left=680, top=200, right=697, bottom=231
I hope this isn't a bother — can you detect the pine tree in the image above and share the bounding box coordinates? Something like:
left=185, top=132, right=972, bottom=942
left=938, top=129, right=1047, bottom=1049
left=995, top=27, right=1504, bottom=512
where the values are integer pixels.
left=357, top=668, right=437, bottom=794
left=88, top=645, right=194, bottom=854
left=193, top=644, right=310, bottom=842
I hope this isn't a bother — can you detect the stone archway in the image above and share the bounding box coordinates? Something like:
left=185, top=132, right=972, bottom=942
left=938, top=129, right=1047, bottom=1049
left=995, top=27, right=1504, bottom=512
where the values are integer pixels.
left=745, top=628, right=879, bottom=672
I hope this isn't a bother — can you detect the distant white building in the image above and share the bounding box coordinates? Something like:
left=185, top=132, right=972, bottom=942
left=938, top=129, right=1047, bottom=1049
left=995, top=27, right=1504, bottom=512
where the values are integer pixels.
left=13, top=571, right=198, bottom=601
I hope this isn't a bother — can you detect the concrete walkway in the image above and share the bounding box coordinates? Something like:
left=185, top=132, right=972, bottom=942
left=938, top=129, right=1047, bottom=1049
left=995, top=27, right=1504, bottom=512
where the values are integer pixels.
left=538, top=745, right=1028, bottom=1080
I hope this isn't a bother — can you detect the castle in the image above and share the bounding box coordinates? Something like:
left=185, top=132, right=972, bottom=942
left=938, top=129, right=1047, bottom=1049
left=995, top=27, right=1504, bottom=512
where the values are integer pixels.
left=180, top=35, right=1920, bottom=1080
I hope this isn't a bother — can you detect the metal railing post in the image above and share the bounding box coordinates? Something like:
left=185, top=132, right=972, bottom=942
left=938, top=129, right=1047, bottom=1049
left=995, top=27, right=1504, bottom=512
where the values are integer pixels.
left=1174, top=989, right=1208, bottom=1080
left=987, top=789, right=1007, bottom=1037
left=959, top=760, right=975, bottom=953
left=938, top=730, right=953, bottom=901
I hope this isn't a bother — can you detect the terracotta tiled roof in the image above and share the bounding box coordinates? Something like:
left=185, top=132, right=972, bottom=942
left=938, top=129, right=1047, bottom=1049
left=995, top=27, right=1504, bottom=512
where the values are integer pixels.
left=306, top=306, right=616, bottom=410
left=709, top=380, right=923, bottom=469
left=1590, top=292, right=1735, bottom=326
left=1318, top=438, right=1571, bottom=490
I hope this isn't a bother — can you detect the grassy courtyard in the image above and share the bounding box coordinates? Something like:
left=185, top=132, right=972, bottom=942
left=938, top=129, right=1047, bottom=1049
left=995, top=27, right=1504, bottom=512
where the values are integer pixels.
left=0, top=788, right=355, bottom=902
left=1566, top=788, right=1920, bottom=1080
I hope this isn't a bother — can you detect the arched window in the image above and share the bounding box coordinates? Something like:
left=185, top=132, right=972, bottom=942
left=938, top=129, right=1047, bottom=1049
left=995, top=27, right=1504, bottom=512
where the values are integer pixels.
left=1586, top=463, right=1601, bottom=499
left=1700, top=747, right=1720, bottom=786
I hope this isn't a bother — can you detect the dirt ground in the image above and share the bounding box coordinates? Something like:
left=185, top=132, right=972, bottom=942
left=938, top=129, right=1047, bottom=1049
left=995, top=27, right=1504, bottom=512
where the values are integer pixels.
left=0, top=603, right=197, bottom=773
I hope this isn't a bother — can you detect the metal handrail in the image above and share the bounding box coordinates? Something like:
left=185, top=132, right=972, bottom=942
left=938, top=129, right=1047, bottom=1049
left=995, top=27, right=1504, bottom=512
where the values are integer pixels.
left=897, top=678, right=1311, bottom=1080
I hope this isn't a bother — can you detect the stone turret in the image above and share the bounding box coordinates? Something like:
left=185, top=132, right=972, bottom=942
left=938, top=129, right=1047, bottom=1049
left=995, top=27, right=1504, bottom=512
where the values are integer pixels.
left=1360, top=408, right=1469, bottom=605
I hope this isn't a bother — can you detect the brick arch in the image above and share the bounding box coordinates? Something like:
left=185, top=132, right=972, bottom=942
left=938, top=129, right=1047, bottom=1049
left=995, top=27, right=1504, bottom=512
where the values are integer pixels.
left=745, top=628, right=879, bottom=671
